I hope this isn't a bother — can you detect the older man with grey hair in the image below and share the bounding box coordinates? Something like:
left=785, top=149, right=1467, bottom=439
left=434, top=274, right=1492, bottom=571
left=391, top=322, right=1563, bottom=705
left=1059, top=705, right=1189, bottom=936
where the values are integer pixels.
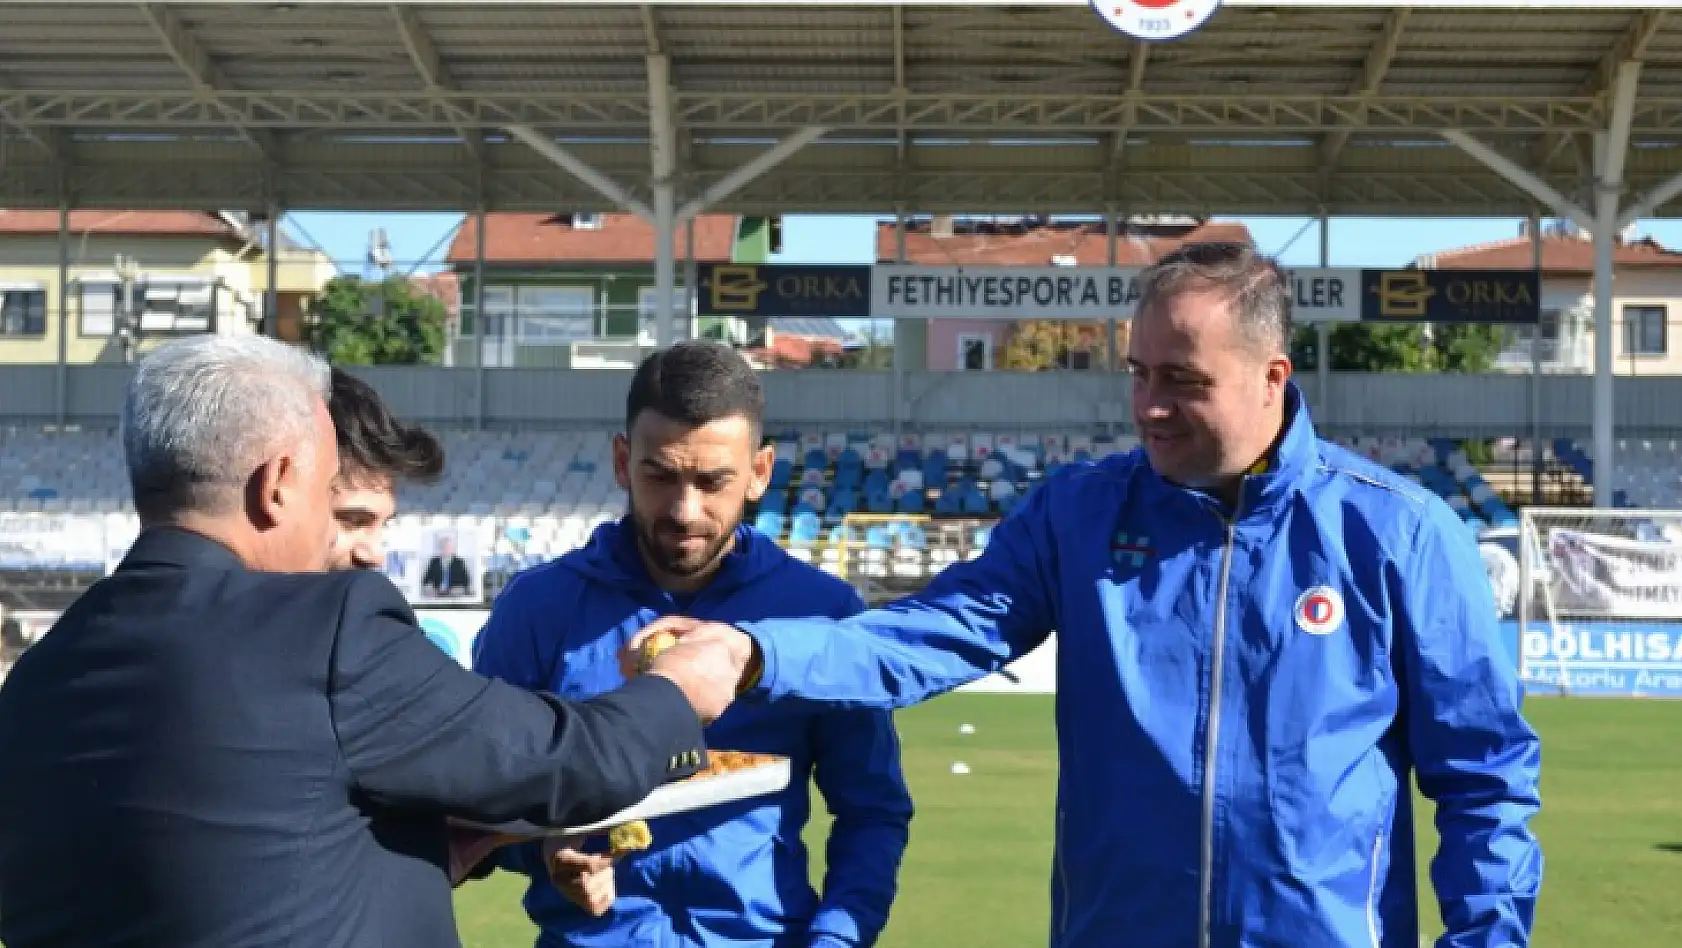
left=0, top=334, right=744, bottom=948
left=638, top=242, right=1544, bottom=948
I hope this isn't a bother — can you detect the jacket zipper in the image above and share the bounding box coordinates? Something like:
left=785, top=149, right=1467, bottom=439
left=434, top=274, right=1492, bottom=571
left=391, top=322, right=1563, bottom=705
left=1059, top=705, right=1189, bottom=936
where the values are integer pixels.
left=1197, top=494, right=1243, bottom=948
left=1365, top=831, right=1384, bottom=948
left=1055, top=808, right=1071, bottom=941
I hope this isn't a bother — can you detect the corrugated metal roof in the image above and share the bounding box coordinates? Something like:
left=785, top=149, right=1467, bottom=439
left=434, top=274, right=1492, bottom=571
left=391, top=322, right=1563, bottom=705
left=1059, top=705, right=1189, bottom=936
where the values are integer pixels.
left=0, top=3, right=1678, bottom=215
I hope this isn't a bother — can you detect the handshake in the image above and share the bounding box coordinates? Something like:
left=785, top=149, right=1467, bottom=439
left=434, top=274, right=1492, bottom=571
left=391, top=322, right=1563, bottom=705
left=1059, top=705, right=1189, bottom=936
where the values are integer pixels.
left=624, top=617, right=762, bottom=725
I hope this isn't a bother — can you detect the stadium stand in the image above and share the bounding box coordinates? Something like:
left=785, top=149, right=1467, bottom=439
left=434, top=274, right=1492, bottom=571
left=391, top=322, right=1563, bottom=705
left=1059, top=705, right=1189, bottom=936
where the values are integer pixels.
left=2, top=421, right=1653, bottom=612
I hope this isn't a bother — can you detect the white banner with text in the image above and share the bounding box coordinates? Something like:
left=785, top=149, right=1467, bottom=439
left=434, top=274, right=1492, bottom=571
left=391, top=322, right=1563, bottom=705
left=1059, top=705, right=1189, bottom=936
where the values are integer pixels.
left=871, top=265, right=1361, bottom=323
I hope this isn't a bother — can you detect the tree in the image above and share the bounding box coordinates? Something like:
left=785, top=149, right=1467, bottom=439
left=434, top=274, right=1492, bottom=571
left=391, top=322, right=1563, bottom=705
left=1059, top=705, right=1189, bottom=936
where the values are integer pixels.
left=997, top=321, right=1068, bottom=371
left=1428, top=323, right=1504, bottom=373
left=1290, top=321, right=1503, bottom=374
left=307, top=275, right=447, bottom=365
left=998, top=321, right=1128, bottom=371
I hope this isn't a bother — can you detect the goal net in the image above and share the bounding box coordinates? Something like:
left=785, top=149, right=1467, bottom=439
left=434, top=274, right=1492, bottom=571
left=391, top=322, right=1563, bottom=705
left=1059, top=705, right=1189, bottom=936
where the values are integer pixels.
left=1510, top=508, right=1682, bottom=697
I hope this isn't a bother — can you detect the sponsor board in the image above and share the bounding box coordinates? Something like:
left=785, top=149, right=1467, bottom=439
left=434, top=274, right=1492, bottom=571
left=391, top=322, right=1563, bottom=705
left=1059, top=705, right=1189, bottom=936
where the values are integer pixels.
left=871, top=265, right=1361, bottom=323
left=696, top=264, right=872, bottom=318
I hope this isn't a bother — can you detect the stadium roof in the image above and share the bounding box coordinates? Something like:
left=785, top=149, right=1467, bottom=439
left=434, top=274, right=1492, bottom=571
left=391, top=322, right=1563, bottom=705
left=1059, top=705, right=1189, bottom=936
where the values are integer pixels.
left=3, top=1, right=1682, bottom=217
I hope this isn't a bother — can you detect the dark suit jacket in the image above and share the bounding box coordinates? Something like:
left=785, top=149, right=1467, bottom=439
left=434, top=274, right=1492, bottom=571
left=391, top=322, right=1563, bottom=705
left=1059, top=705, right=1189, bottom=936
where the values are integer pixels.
left=0, top=527, right=706, bottom=948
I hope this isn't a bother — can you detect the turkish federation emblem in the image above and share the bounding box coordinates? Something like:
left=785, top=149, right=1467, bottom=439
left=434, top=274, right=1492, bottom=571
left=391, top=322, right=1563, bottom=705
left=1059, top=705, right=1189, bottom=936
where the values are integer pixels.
left=1293, top=586, right=1346, bottom=637
left=1111, top=530, right=1154, bottom=569
left=1093, top=0, right=1222, bottom=42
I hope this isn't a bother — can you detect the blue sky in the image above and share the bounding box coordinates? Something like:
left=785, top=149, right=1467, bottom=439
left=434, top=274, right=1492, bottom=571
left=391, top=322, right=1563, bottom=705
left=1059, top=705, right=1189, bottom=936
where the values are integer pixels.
left=285, top=211, right=1682, bottom=276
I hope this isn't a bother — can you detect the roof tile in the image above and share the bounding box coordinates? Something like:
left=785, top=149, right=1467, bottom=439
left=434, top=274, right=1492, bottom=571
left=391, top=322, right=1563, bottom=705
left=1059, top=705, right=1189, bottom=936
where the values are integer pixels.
left=447, top=213, right=738, bottom=265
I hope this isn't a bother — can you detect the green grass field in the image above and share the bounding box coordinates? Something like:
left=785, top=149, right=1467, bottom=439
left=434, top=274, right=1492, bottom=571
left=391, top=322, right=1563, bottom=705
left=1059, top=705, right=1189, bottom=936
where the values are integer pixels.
left=455, top=694, right=1682, bottom=947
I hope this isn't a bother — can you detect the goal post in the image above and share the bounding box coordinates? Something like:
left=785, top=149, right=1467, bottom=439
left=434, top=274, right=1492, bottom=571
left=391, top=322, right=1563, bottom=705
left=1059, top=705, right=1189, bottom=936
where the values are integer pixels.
left=1513, top=507, right=1682, bottom=698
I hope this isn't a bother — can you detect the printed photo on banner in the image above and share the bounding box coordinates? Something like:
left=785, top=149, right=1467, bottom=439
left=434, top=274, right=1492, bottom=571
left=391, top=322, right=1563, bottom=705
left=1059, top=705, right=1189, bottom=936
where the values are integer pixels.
left=381, top=521, right=487, bottom=604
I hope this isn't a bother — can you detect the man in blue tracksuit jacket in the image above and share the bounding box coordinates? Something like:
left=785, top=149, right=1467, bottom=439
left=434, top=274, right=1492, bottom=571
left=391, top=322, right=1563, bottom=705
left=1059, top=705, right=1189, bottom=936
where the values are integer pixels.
left=649, top=244, right=1544, bottom=948
left=473, top=341, right=912, bottom=948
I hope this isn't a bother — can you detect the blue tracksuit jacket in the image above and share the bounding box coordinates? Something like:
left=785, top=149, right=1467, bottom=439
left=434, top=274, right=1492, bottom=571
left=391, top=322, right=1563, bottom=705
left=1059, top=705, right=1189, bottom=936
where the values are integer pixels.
left=472, top=519, right=913, bottom=948
left=736, top=384, right=1543, bottom=948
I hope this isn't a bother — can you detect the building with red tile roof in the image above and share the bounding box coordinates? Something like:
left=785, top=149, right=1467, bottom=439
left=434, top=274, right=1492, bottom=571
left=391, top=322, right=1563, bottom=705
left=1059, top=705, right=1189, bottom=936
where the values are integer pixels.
left=443, top=212, right=843, bottom=369
left=1416, top=224, right=1682, bottom=375
left=0, top=210, right=333, bottom=365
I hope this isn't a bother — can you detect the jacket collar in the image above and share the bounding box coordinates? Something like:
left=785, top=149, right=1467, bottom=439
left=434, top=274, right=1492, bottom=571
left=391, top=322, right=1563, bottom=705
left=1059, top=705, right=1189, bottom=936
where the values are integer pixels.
left=1143, top=379, right=1319, bottom=522
left=565, top=516, right=771, bottom=601
left=1236, top=379, right=1319, bottom=518
left=117, top=526, right=248, bottom=573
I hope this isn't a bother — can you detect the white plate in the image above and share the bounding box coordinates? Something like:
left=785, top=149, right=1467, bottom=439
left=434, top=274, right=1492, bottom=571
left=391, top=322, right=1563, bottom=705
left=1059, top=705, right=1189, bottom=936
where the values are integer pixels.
left=452, top=757, right=792, bottom=841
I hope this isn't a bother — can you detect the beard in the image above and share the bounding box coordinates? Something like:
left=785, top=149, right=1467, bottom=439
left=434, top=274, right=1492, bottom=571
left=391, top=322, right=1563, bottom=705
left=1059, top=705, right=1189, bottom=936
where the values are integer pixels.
left=630, top=495, right=742, bottom=580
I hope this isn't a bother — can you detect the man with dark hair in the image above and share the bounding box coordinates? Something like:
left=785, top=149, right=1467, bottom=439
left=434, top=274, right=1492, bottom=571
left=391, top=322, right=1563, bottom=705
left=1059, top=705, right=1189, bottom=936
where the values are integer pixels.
left=640, top=244, right=1544, bottom=948
left=473, top=340, right=913, bottom=948
left=326, top=367, right=446, bottom=572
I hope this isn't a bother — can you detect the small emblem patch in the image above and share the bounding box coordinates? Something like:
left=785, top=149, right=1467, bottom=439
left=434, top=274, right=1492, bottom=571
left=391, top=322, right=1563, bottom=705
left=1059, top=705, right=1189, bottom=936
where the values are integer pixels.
left=1294, top=586, right=1345, bottom=636
left=1111, top=531, right=1154, bottom=568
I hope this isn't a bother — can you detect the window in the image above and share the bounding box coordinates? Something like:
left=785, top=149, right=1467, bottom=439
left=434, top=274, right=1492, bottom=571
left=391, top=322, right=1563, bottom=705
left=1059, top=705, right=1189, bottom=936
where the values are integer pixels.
left=957, top=333, right=992, bottom=372
left=0, top=286, right=47, bottom=337
left=477, top=286, right=515, bottom=367
left=78, top=278, right=217, bottom=337
left=79, top=283, right=117, bottom=336
left=513, top=286, right=593, bottom=345
left=135, top=281, right=214, bottom=333
left=638, top=286, right=660, bottom=340
left=1623, top=305, right=1666, bottom=356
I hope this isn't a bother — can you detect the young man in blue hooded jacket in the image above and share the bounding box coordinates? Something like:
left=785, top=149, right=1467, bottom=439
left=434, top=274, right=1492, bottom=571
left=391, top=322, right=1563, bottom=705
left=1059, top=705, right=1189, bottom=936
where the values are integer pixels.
left=639, top=244, right=1545, bottom=948
left=472, top=341, right=912, bottom=948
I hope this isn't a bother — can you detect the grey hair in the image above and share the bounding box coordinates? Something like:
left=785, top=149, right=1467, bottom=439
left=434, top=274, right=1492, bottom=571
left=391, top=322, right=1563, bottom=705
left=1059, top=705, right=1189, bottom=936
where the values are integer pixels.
left=1135, top=242, right=1293, bottom=356
left=122, top=334, right=332, bottom=521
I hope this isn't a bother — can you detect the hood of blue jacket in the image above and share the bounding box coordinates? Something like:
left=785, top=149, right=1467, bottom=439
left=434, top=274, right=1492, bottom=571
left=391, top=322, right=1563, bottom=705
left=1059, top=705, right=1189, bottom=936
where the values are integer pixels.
left=557, top=515, right=789, bottom=601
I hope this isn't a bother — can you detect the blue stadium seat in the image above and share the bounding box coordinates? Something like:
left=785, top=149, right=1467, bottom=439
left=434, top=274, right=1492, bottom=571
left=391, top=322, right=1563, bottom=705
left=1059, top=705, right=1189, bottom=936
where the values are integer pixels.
left=753, top=511, right=785, bottom=538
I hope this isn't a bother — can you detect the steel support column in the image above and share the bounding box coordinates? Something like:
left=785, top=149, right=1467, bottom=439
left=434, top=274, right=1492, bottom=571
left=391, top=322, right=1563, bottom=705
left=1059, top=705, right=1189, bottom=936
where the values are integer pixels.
left=1105, top=207, right=1119, bottom=437
left=684, top=216, right=698, bottom=342
left=1591, top=60, right=1641, bottom=509
left=648, top=54, right=679, bottom=349
left=55, top=202, right=68, bottom=427
left=1316, top=214, right=1330, bottom=412
left=1529, top=210, right=1543, bottom=506
left=264, top=207, right=280, bottom=338
left=1593, top=135, right=1621, bottom=510
left=473, top=206, right=486, bottom=431
left=892, top=209, right=907, bottom=439
left=1443, top=61, right=1640, bottom=507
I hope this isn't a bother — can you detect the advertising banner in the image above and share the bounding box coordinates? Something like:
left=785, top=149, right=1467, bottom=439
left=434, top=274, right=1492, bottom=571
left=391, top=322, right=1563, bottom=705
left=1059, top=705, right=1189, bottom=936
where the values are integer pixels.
left=697, top=264, right=872, bottom=318
left=870, top=265, right=1362, bottom=323
left=1359, top=268, right=1541, bottom=324
left=1512, top=620, right=1682, bottom=697
left=1544, top=528, right=1682, bottom=619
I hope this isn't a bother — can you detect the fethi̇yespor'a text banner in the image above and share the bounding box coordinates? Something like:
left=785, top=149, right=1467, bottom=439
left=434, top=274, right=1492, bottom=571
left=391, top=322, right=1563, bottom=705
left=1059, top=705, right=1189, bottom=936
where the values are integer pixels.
left=870, top=265, right=1361, bottom=322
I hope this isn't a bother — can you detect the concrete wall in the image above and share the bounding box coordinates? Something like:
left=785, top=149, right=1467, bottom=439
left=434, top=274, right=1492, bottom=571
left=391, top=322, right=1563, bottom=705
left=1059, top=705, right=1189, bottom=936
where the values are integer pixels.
left=7, top=364, right=1682, bottom=438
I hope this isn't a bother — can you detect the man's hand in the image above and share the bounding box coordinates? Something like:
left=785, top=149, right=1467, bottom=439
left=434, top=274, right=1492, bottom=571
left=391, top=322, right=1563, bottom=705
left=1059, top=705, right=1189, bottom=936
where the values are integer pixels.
left=626, top=618, right=761, bottom=723
left=542, top=839, right=617, bottom=917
